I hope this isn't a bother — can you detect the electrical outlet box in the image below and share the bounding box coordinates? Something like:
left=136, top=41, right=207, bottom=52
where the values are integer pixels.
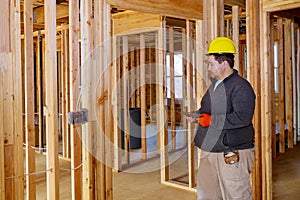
left=68, top=109, right=88, bottom=125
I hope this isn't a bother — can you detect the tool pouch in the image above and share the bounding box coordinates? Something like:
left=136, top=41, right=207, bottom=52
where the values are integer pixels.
left=224, top=150, right=239, bottom=164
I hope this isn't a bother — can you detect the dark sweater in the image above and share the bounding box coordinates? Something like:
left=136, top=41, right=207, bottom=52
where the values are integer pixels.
left=194, top=70, right=256, bottom=152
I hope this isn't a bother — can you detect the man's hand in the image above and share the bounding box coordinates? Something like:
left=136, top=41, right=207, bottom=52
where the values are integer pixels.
left=198, top=113, right=211, bottom=127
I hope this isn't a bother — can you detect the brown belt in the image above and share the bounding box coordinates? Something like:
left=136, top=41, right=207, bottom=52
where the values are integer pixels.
left=224, top=150, right=239, bottom=164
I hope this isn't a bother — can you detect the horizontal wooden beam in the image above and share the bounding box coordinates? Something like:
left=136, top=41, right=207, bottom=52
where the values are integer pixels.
left=112, top=11, right=161, bottom=35
left=107, top=0, right=203, bottom=20
left=263, top=0, right=300, bottom=12
left=34, top=4, right=69, bottom=24
left=224, top=0, right=246, bottom=8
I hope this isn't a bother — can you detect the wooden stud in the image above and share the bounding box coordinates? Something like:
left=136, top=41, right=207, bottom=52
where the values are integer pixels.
left=69, top=0, right=82, bottom=199
left=155, top=32, right=160, bottom=151
left=35, top=32, right=44, bottom=150
left=11, top=0, right=24, bottom=199
left=123, top=36, right=130, bottom=164
left=24, top=0, right=36, bottom=199
left=291, top=22, right=297, bottom=144
left=195, top=20, right=205, bottom=167
left=112, top=35, right=121, bottom=171
left=159, top=18, right=169, bottom=183
left=136, top=48, right=141, bottom=108
left=94, top=0, right=106, bottom=199
left=0, top=56, right=5, bottom=200
left=246, top=0, right=262, bottom=198
left=81, top=0, right=95, bottom=198
left=44, top=0, right=59, bottom=198
left=186, top=20, right=195, bottom=188
left=140, top=33, right=147, bottom=159
left=277, top=18, right=285, bottom=153
left=61, top=28, right=70, bottom=158
left=260, top=10, right=273, bottom=200
left=284, top=19, right=294, bottom=149
left=269, top=15, right=276, bottom=159
left=103, top=3, right=113, bottom=199
left=169, top=27, right=176, bottom=151
left=232, top=6, right=241, bottom=75
left=130, top=47, right=135, bottom=108
left=181, top=28, right=188, bottom=147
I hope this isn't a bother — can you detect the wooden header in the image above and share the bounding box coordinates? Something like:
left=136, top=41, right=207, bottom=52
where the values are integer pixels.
left=263, top=0, right=300, bottom=12
left=107, top=0, right=203, bottom=20
left=112, top=11, right=161, bottom=35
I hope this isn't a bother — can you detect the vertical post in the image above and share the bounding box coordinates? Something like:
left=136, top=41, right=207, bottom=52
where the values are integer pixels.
left=0, top=59, right=4, bottom=200
left=232, top=6, right=241, bottom=75
left=103, top=3, right=113, bottom=199
left=291, top=22, right=297, bottom=144
left=44, top=0, right=59, bottom=199
left=123, top=36, right=130, bottom=164
left=186, top=20, right=195, bottom=188
left=277, top=18, right=285, bottom=153
left=81, top=0, right=95, bottom=198
left=284, top=19, right=293, bottom=149
left=12, top=0, right=24, bottom=199
left=24, top=0, right=36, bottom=199
left=247, top=0, right=262, bottom=198
left=130, top=47, right=136, bottom=108
left=69, top=0, right=82, bottom=199
left=140, top=33, right=147, bottom=159
left=181, top=27, right=187, bottom=147
left=195, top=20, right=205, bottom=167
left=112, top=35, right=121, bottom=171
left=260, top=10, right=272, bottom=200
left=61, top=28, right=70, bottom=158
left=169, top=27, right=176, bottom=151
left=159, top=18, right=169, bottom=183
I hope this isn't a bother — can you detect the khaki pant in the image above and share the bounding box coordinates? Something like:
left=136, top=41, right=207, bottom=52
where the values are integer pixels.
left=197, top=148, right=254, bottom=200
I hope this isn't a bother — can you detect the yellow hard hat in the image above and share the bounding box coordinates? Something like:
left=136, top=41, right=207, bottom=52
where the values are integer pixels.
left=207, top=37, right=236, bottom=54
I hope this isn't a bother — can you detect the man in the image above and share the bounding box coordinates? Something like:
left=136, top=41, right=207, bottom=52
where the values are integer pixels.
left=191, top=37, right=256, bottom=200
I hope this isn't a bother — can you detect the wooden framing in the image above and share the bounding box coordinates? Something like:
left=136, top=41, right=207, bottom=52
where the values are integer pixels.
left=232, top=6, right=240, bottom=74
left=112, top=11, right=161, bottom=36
left=12, top=0, right=24, bottom=199
left=260, top=10, right=273, bottom=200
left=107, top=0, right=203, bottom=20
left=122, top=35, right=130, bottom=164
left=284, top=19, right=294, bottom=149
left=0, top=54, right=5, bottom=199
left=69, top=0, right=82, bottom=199
left=246, top=1, right=262, bottom=199
left=169, top=27, right=176, bottom=151
left=186, top=20, right=196, bottom=188
left=158, top=17, right=169, bottom=184
left=81, top=0, right=95, bottom=198
left=277, top=18, right=285, bottom=153
left=24, top=0, right=36, bottom=199
left=140, top=33, right=147, bottom=159
left=1, top=0, right=300, bottom=199
left=45, top=0, right=59, bottom=198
